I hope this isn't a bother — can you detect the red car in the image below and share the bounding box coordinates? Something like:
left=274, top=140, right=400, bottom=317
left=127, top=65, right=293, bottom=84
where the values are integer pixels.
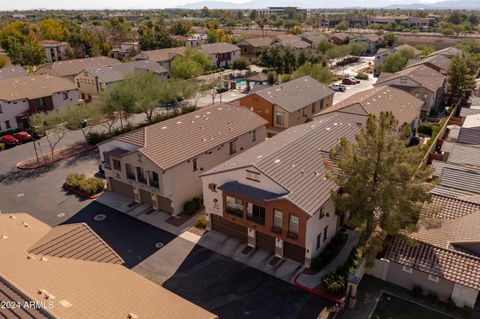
left=13, top=131, right=32, bottom=143
left=342, top=78, right=357, bottom=85
left=0, top=135, right=19, bottom=146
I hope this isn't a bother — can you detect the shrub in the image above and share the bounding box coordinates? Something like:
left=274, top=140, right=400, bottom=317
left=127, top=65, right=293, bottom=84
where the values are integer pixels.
left=86, top=132, right=110, bottom=145
left=412, top=285, right=423, bottom=297
left=321, top=272, right=346, bottom=294
left=336, top=246, right=363, bottom=277
left=356, top=72, right=369, bottom=80
left=417, top=123, right=437, bottom=136
left=463, top=305, right=472, bottom=318
left=195, top=215, right=207, bottom=229
left=65, top=173, right=105, bottom=196
left=180, top=105, right=197, bottom=114
left=310, top=231, right=348, bottom=271
left=447, top=297, right=456, bottom=311
left=193, top=197, right=203, bottom=209
left=183, top=200, right=199, bottom=215
left=0, top=143, right=4, bottom=152
left=427, top=292, right=439, bottom=303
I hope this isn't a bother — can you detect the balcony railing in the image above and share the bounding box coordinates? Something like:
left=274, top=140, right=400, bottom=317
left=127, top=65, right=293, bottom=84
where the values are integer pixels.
left=247, top=214, right=265, bottom=226
left=226, top=206, right=243, bottom=217
left=127, top=173, right=136, bottom=180
left=271, top=226, right=282, bottom=234
left=103, top=163, right=112, bottom=170
left=138, top=176, right=147, bottom=184
left=287, top=231, right=298, bottom=240
left=150, top=180, right=159, bottom=189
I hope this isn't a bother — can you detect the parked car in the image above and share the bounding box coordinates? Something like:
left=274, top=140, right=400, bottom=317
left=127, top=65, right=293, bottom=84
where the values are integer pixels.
left=342, top=78, right=357, bottom=85
left=13, top=131, right=32, bottom=143
left=216, top=87, right=229, bottom=94
left=350, top=77, right=361, bottom=84
left=0, top=135, right=19, bottom=146
left=330, top=84, right=347, bottom=92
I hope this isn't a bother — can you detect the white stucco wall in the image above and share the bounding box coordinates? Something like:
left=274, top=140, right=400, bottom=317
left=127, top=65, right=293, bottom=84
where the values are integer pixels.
left=52, top=90, right=80, bottom=110
left=0, top=99, right=29, bottom=132
left=452, top=283, right=479, bottom=308
left=305, top=198, right=339, bottom=258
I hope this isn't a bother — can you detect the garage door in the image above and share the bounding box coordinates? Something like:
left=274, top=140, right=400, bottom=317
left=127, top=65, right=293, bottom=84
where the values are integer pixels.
left=256, top=232, right=275, bottom=252
left=211, top=215, right=247, bottom=242
left=284, top=242, right=305, bottom=264
left=139, top=189, right=153, bottom=206
left=157, top=196, right=173, bottom=214
left=110, top=179, right=134, bottom=201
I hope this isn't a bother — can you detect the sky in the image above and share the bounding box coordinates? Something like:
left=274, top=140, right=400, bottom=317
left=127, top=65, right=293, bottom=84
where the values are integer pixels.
left=1, top=0, right=441, bottom=11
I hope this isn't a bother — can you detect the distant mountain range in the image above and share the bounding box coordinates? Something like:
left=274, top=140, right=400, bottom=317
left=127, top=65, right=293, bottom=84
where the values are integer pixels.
left=177, top=0, right=480, bottom=9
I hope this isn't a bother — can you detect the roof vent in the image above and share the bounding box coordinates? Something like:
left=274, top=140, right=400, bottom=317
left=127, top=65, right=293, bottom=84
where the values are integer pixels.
left=59, top=299, right=72, bottom=308
left=0, top=234, right=7, bottom=240
left=176, top=121, right=182, bottom=125
left=128, top=314, right=139, bottom=319
left=9, top=215, right=16, bottom=219
left=26, top=255, right=36, bottom=260
left=274, top=159, right=281, bottom=164
left=22, top=221, right=31, bottom=228
left=40, top=256, right=48, bottom=262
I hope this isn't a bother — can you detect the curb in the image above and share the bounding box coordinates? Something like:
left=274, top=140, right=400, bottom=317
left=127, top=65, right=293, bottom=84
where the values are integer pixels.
left=17, top=145, right=97, bottom=170
left=63, top=183, right=102, bottom=200
left=293, top=273, right=343, bottom=304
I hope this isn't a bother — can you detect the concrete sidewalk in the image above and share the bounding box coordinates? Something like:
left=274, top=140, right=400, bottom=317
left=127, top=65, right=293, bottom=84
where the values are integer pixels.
left=297, top=230, right=360, bottom=289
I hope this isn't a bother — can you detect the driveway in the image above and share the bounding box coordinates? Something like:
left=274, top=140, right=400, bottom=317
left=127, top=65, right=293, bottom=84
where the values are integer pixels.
left=333, top=76, right=377, bottom=104
left=163, top=245, right=334, bottom=319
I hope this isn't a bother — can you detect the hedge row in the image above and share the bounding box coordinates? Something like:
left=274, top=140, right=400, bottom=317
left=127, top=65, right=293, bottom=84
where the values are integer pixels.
left=66, top=173, right=105, bottom=196
left=183, top=197, right=203, bottom=215
left=310, top=231, right=348, bottom=272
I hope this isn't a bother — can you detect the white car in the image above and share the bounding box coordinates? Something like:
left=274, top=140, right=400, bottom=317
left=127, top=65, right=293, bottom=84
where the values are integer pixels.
left=330, top=84, right=347, bottom=92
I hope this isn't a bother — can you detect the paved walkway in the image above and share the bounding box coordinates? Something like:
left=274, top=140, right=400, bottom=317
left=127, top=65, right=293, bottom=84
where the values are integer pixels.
left=297, top=229, right=360, bottom=289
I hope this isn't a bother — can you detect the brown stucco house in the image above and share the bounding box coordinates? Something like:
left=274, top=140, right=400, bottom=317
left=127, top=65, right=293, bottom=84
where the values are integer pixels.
left=201, top=115, right=359, bottom=267
left=98, top=104, right=267, bottom=216
left=238, top=37, right=272, bottom=63
left=237, top=76, right=335, bottom=136
left=134, top=46, right=187, bottom=71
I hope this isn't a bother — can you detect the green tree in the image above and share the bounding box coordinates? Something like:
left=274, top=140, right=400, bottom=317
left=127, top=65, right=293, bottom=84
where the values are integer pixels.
left=379, top=48, right=414, bottom=73
left=335, top=21, right=348, bottom=31
left=170, top=48, right=212, bottom=79
left=329, top=112, right=434, bottom=263
left=29, top=110, right=68, bottom=159
left=348, top=42, right=369, bottom=56
left=139, top=28, right=181, bottom=51
left=169, top=20, right=192, bottom=36
left=292, top=62, right=334, bottom=84
left=0, top=56, right=8, bottom=68
left=37, top=18, right=67, bottom=41
left=447, top=54, right=476, bottom=102
left=232, top=57, right=249, bottom=70
left=63, top=103, right=103, bottom=142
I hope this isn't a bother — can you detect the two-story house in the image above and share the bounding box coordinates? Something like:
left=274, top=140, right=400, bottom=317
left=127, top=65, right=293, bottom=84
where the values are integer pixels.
left=0, top=75, right=79, bottom=132
left=314, top=86, right=424, bottom=132
left=238, top=76, right=335, bottom=136
left=134, top=47, right=187, bottom=72
left=40, top=40, right=68, bottom=63
left=37, top=56, right=121, bottom=82
left=375, top=44, right=422, bottom=66
left=74, top=60, right=168, bottom=102
left=98, top=104, right=267, bottom=215
left=201, top=115, right=359, bottom=267
left=200, top=42, right=241, bottom=68
left=237, top=38, right=272, bottom=63
left=349, top=33, right=380, bottom=55
left=375, top=65, right=446, bottom=117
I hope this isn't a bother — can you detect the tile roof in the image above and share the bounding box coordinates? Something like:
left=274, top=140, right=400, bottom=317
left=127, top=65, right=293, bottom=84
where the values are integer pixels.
left=0, top=213, right=217, bottom=319
left=219, top=181, right=287, bottom=202
left=459, top=107, right=480, bottom=118
left=300, top=33, right=328, bottom=46
left=447, top=143, right=480, bottom=167
left=376, top=65, right=445, bottom=93
left=238, top=37, right=272, bottom=48
left=395, top=44, right=421, bottom=56
left=441, top=166, right=480, bottom=194
left=314, top=86, right=423, bottom=127
left=427, top=46, right=463, bottom=58
left=463, top=113, right=480, bottom=128
left=422, top=194, right=480, bottom=219
left=406, top=54, right=450, bottom=72
left=0, top=75, right=77, bottom=102
left=384, top=236, right=480, bottom=290
left=203, top=115, right=359, bottom=215
left=275, top=34, right=303, bottom=43
left=27, top=223, right=124, bottom=265
left=200, top=42, right=240, bottom=54
left=134, top=46, right=186, bottom=62
left=109, top=104, right=267, bottom=170
left=352, top=33, right=380, bottom=42
left=457, top=127, right=480, bottom=144
left=276, top=39, right=311, bottom=49
left=253, top=76, right=334, bottom=113
left=82, top=60, right=167, bottom=83
left=0, top=65, right=28, bottom=80
left=38, top=56, right=120, bottom=78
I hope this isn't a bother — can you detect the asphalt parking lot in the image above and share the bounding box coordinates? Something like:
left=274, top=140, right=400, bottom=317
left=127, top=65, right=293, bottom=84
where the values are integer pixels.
left=163, top=245, right=333, bottom=319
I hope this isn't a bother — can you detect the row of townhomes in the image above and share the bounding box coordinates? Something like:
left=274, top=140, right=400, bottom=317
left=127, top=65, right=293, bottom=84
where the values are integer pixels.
left=360, top=98, right=480, bottom=309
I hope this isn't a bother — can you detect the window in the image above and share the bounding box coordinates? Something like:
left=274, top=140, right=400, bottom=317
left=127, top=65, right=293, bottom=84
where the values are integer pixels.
left=318, top=206, right=325, bottom=219
left=399, top=78, right=407, bottom=84
left=0, top=105, right=2, bottom=113
left=62, top=92, right=68, bottom=100
left=150, top=171, right=159, bottom=188
left=316, top=234, right=321, bottom=250
left=311, top=102, right=316, bottom=114
left=229, top=140, right=237, bottom=155
left=137, top=154, right=143, bottom=163
left=289, top=215, right=299, bottom=234
left=323, top=226, right=328, bottom=242
left=302, top=107, right=306, bottom=117
left=37, top=98, right=45, bottom=108
left=112, top=159, right=121, bottom=171
left=428, top=274, right=439, bottom=282
left=125, top=164, right=135, bottom=180
left=193, top=158, right=198, bottom=171
left=402, top=266, right=413, bottom=273
left=273, top=209, right=283, bottom=230
left=252, top=130, right=256, bottom=142
left=320, top=99, right=325, bottom=109
left=5, top=120, right=10, bottom=129
left=226, top=196, right=243, bottom=217
left=136, top=167, right=146, bottom=184
left=246, top=171, right=260, bottom=182
left=247, top=203, right=265, bottom=225
left=275, top=112, right=285, bottom=126
left=208, top=183, right=217, bottom=192
left=423, top=94, right=428, bottom=100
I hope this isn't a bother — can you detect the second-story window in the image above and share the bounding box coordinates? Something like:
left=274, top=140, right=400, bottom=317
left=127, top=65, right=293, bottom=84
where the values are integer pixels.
left=229, top=139, right=237, bottom=155
left=252, top=130, right=256, bottom=142
left=275, top=112, right=285, bottom=127
left=323, top=226, right=328, bottom=242
left=247, top=203, right=265, bottom=225
left=150, top=171, right=160, bottom=188
left=126, top=163, right=135, bottom=180
left=289, top=215, right=299, bottom=236
left=193, top=158, right=198, bottom=171
left=311, top=102, right=316, bottom=114
left=273, top=209, right=283, bottom=232
left=136, top=167, right=146, bottom=184
left=62, top=92, right=68, bottom=100
left=246, top=171, right=260, bottom=182
left=226, top=196, right=243, bottom=217
left=112, top=159, right=121, bottom=171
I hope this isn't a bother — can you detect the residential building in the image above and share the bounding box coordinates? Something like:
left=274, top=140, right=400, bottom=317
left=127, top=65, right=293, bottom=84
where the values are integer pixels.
left=185, top=34, right=208, bottom=48
left=111, top=41, right=140, bottom=60
left=329, top=32, right=350, bottom=45
left=37, top=56, right=121, bottom=81
left=74, top=60, right=168, bottom=102
left=0, top=212, right=217, bottom=319
left=427, top=46, right=463, bottom=59
left=314, top=86, right=423, bottom=132
left=200, top=42, right=241, bottom=68
left=0, top=75, right=79, bottom=132
left=273, top=34, right=311, bottom=51
left=349, top=33, right=380, bottom=55
left=0, top=65, right=28, bottom=80
left=40, top=40, right=68, bottom=63
left=375, top=44, right=421, bottom=66
left=238, top=37, right=272, bottom=63
left=375, top=65, right=446, bottom=117
left=201, top=115, right=359, bottom=267
left=98, top=104, right=267, bottom=215
left=134, top=46, right=186, bottom=71
left=237, top=76, right=335, bottom=136
left=300, top=31, right=328, bottom=47
left=405, top=54, right=451, bottom=75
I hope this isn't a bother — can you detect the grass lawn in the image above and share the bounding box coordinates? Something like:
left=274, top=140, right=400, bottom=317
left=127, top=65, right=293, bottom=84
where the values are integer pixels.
left=371, top=293, right=454, bottom=319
